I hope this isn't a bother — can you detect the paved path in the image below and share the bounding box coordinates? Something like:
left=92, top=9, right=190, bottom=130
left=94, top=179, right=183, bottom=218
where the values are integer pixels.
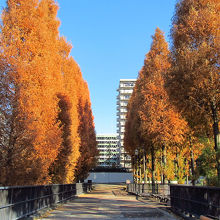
left=40, top=184, right=179, bottom=219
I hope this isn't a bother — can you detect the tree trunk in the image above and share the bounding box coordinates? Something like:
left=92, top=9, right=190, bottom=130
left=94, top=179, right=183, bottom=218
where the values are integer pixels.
left=190, top=150, right=195, bottom=186
left=143, top=152, right=146, bottom=183
left=162, top=145, right=166, bottom=184
left=186, top=175, right=189, bottom=185
left=175, top=147, right=179, bottom=183
left=139, top=156, right=142, bottom=184
left=189, top=136, right=195, bottom=186
left=136, top=155, right=139, bottom=183
left=132, top=158, right=135, bottom=183
left=134, top=161, right=137, bottom=183
left=151, top=146, right=155, bottom=193
left=211, top=101, right=220, bottom=186
left=5, top=116, right=16, bottom=185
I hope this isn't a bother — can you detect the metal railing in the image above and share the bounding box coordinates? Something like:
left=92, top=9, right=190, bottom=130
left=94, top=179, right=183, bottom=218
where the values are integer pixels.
left=0, top=182, right=92, bottom=220
left=170, top=184, right=220, bottom=219
left=127, top=183, right=170, bottom=197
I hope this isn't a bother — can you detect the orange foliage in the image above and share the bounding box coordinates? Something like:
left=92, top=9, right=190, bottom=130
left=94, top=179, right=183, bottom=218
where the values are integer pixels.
left=0, top=0, right=63, bottom=185
left=0, top=0, right=97, bottom=185
left=124, top=28, right=205, bottom=183
left=138, top=28, right=188, bottom=148
left=75, top=82, right=98, bottom=182
left=51, top=41, right=81, bottom=183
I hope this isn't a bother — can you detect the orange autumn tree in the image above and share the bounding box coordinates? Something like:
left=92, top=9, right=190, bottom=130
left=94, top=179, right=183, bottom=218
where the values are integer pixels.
left=167, top=0, right=220, bottom=184
left=50, top=93, right=74, bottom=183
left=75, top=81, right=98, bottom=182
left=50, top=39, right=81, bottom=183
left=72, top=61, right=97, bottom=182
left=124, top=73, right=143, bottom=157
left=50, top=37, right=97, bottom=183
left=124, top=69, right=147, bottom=183
left=140, top=28, right=189, bottom=184
left=0, top=0, right=97, bottom=185
left=1, top=0, right=62, bottom=185
left=48, top=37, right=78, bottom=183
left=125, top=28, right=190, bottom=184
left=43, top=3, right=97, bottom=184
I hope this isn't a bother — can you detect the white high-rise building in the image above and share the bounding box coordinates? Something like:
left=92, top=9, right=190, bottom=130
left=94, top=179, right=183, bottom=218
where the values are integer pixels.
left=116, top=79, right=136, bottom=169
left=96, top=134, right=120, bottom=168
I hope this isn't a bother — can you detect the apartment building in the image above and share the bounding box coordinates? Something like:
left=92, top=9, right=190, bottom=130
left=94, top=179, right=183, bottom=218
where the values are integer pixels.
left=96, top=134, right=120, bottom=168
left=116, top=79, right=136, bottom=169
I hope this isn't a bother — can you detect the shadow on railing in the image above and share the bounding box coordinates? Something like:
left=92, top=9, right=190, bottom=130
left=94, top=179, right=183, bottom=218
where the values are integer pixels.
left=170, top=184, right=220, bottom=219
left=0, top=182, right=92, bottom=220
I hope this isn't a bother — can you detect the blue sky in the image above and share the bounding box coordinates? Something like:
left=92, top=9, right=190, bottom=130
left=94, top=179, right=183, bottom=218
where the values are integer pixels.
left=0, top=0, right=177, bottom=134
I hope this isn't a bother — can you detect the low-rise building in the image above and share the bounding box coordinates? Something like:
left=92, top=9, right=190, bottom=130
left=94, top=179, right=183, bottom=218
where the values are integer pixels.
left=96, top=134, right=120, bottom=168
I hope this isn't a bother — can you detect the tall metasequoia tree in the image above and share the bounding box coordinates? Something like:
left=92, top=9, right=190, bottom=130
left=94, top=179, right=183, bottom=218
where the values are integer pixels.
left=125, top=28, right=190, bottom=184
left=167, top=0, right=220, bottom=184
left=49, top=93, right=75, bottom=183
left=124, top=70, right=146, bottom=183
left=50, top=37, right=97, bottom=183
left=124, top=75, right=143, bottom=157
left=0, top=0, right=97, bottom=185
left=50, top=39, right=82, bottom=183
left=0, top=0, right=63, bottom=185
left=143, top=28, right=188, bottom=184
left=75, top=82, right=98, bottom=182
left=138, top=28, right=188, bottom=146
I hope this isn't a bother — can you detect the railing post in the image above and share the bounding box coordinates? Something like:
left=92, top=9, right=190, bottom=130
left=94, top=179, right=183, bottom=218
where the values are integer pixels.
left=76, top=183, right=83, bottom=195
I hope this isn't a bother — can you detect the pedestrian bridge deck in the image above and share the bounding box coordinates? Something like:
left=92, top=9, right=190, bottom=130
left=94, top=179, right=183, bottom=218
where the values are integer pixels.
left=39, top=184, right=178, bottom=219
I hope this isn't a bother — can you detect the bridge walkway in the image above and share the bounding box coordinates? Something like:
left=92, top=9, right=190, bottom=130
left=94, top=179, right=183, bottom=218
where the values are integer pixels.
left=40, top=184, right=179, bottom=219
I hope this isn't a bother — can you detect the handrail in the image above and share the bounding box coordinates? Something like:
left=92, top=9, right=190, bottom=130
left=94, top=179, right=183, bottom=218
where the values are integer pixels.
left=170, top=184, right=220, bottom=219
left=0, top=182, right=92, bottom=220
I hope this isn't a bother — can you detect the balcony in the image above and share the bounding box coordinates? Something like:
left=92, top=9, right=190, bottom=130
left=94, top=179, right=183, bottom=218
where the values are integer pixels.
left=120, top=121, right=125, bottom=126
left=120, top=90, right=133, bottom=94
